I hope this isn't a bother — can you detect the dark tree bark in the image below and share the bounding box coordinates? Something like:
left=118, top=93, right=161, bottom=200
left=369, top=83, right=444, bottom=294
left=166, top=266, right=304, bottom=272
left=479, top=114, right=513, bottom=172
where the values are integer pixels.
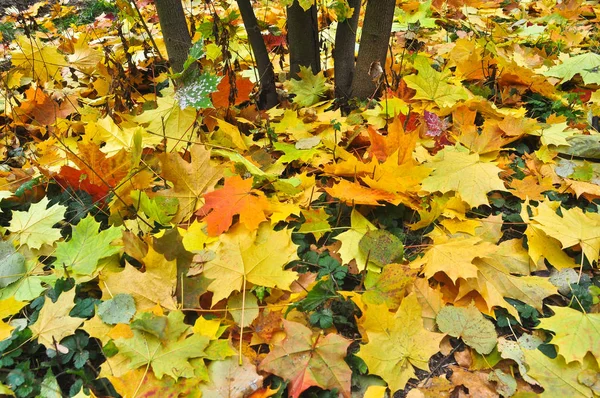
left=350, top=0, right=396, bottom=99
left=236, top=0, right=279, bottom=109
left=333, top=0, right=360, bottom=99
left=287, top=2, right=320, bottom=78
left=154, top=0, right=192, bottom=74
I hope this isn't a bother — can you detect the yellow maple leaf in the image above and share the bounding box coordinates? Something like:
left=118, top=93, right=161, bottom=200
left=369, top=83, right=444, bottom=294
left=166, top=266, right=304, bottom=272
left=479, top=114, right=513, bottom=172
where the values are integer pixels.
left=357, top=294, right=444, bottom=393
left=410, top=234, right=497, bottom=282
left=537, top=306, right=600, bottom=364
left=157, top=144, right=224, bottom=224
left=0, top=297, right=26, bottom=340
left=203, top=222, right=298, bottom=305
left=421, top=145, right=507, bottom=208
left=134, top=95, right=198, bottom=152
left=11, top=35, right=66, bottom=83
left=529, top=201, right=600, bottom=264
left=524, top=349, right=593, bottom=397
left=334, top=209, right=378, bottom=271
left=30, top=289, right=83, bottom=348
left=404, top=56, right=468, bottom=108
left=100, top=247, right=177, bottom=310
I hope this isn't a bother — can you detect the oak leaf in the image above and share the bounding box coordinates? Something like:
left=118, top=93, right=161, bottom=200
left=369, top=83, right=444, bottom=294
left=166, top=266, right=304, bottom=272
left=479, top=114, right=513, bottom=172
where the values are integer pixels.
left=357, top=294, right=443, bottom=393
left=198, top=175, right=270, bottom=236
left=202, top=223, right=298, bottom=305
left=259, top=320, right=352, bottom=398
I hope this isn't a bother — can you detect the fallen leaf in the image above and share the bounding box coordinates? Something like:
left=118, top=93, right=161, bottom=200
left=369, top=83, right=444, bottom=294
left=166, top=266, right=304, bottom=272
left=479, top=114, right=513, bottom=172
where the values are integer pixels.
left=259, top=320, right=352, bottom=398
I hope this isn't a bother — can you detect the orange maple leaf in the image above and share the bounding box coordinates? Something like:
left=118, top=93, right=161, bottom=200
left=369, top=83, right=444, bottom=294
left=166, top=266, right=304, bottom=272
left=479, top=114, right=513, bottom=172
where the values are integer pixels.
left=212, top=73, right=254, bottom=108
left=198, top=175, right=270, bottom=236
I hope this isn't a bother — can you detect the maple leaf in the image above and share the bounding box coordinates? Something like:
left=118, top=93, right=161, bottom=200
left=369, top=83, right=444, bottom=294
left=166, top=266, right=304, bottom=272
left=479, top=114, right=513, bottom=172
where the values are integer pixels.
left=54, top=215, right=122, bottom=276
left=362, top=263, right=417, bottom=309
left=357, top=294, right=444, bottom=393
left=421, top=145, right=508, bottom=208
left=523, top=349, right=593, bottom=397
left=334, top=209, right=378, bottom=271
left=16, top=86, right=76, bottom=125
left=259, top=320, right=352, bottom=398
left=30, top=289, right=83, bottom=349
left=158, top=144, right=224, bottom=224
left=469, top=255, right=557, bottom=318
left=0, top=297, right=26, bottom=340
left=286, top=66, right=329, bottom=107
left=404, top=56, right=468, bottom=108
left=297, top=208, right=331, bottom=240
left=411, top=234, right=496, bottom=282
left=543, top=52, right=600, bottom=85
left=0, top=241, right=26, bottom=288
left=325, top=179, right=397, bottom=206
left=529, top=201, right=600, bottom=263
left=10, top=35, right=66, bottom=83
left=69, top=142, right=131, bottom=188
left=536, top=306, right=600, bottom=364
left=0, top=258, right=56, bottom=302
left=100, top=247, right=178, bottom=310
left=7, top=197, right=67, bottom=250
left=107, top=367, right=201, bottom=398
left=201, top=356, right=263, bottom=397
left=212, top=73, right=254, bottom=107
left=198, top=175, right=270, bottom=236
left=115, top=311, right=209, bottom=379
left=436, top=304, right=497, bottom=355
left=202, top=223, right=298, bottom=305
left=134, top=95, right=198, bottom=152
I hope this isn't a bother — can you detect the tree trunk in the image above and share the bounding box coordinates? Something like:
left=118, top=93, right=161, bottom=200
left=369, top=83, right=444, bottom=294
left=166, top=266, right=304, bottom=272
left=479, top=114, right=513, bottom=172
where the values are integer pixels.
left=350, top=0, right=396, bottom=99
left=154, top=0, right=192, bottom=74
left=236, top=0, right=279, bottom=109
left=333, top=0, right=360, bottom=99
left=287, top=2, right=320, bottom=78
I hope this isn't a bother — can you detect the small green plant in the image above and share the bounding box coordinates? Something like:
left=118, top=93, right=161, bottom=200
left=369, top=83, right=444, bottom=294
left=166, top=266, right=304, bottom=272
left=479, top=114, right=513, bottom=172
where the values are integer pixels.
left=523, top=92, right=584, bottom=122
left=54, top=0, right=118, bottom=31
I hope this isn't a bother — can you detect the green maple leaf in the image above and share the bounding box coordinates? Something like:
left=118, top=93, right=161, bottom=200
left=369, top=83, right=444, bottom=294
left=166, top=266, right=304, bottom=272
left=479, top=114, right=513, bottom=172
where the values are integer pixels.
left=543, top=52, right=600, bottom=85
left=404, top=56, right=468, bottom=108
left=287, top=66, right=329, bottom=107
left=54, top=215, right=122, bottom=276
left=116, top=311, right=209, bottom=379
left=7, top=197, right=66, bottom=250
